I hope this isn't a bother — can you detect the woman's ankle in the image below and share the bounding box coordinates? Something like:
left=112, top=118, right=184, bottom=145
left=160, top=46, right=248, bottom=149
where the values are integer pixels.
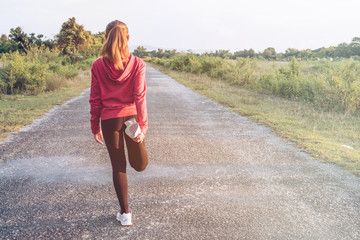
left=121, top=208, right=131, bottom=214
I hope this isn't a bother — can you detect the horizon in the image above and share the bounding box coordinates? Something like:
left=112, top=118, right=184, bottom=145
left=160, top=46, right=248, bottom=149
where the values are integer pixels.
left=128, top=42, right=353, bottom=55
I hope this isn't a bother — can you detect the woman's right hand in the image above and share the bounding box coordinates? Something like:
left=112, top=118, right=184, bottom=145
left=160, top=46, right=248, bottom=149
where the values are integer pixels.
left=133, top=132, right=145, bottom=143
left=93, top=131, right=104, bottom=145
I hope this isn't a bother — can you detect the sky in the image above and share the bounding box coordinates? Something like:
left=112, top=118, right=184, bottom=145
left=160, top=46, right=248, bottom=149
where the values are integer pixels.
left=1, top=0, right=360, bottom=53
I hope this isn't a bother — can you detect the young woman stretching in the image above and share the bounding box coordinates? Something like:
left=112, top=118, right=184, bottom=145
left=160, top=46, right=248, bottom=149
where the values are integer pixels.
left=89, top=20, right=148, bottom=226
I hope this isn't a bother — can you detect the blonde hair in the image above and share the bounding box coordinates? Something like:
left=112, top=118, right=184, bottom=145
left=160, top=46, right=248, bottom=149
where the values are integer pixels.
left=102, top=20, right=129, bottom=71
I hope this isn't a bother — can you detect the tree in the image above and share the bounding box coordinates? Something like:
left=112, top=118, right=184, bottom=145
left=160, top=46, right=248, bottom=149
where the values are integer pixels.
left=156, top=48, right=164, bottom=58
left=7, top=27, right=51, bottom=53
left=56, top=17, right=91, bottom=54
left=1, top=34, right=8, bottom=42
left=164, top=49, right=176, bottom=58
left=91, top=31, right=105, bottom=46
left=133, top=46, right=148, bottom=58
left=232, top=48, right=256, bottom=59
left=41, top=39, right=57, bottom=50
left=262, top=47, right=277, bottom=60
left=28, top=33, right=44, bottom=46
left=334, top=43, right=352, bottom=58
left=0, top=34, right=17, bottom=53
left=9, top=27, right=29, bottom=52
left=80, top=31, right=105, bottom=57
left=214, top=49, right=231, bottom=59
left=284, top=48, right=299, bottom=59
left=350, top=37, right=360, bottom=56
left=350, top=37, right=360, bottom=47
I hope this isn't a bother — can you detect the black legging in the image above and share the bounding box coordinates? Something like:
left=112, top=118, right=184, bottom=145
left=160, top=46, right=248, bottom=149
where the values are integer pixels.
left=101, top=115, right=148, bottom=214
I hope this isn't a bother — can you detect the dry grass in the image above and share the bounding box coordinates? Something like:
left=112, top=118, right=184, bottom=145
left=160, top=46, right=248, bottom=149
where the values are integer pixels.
left=0, top=70, right=90, bottom=141
left=149, top=62, right=360, bottom=176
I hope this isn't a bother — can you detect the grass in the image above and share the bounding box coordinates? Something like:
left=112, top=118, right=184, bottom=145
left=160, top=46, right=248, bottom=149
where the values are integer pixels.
left=148, top=62, right=360, bottom=176
left=0, top=70, right=90, bottom=141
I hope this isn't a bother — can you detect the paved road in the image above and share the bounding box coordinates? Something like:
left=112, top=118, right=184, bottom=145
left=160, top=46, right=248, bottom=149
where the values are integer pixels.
left=1, top=66, right=360, bottom=239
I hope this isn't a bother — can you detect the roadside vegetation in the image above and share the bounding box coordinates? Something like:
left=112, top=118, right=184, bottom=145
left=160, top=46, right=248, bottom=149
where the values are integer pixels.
left=147, top=55, right=360, bottom=114
left=0, top=71, right=90, bottom=140
left=136, top=47, right=360, bottom=176
left=1, top=17, right=359, bottom=176
left=0, top=17, right=104, bottom=140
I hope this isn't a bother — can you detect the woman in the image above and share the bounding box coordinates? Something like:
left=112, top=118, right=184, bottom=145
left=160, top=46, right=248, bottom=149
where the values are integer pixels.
left=89, top=20, right=148, bottom=226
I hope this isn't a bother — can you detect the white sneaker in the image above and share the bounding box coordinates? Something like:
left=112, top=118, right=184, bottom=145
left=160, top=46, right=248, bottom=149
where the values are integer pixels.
left=116, top=210, right=132, bottom=226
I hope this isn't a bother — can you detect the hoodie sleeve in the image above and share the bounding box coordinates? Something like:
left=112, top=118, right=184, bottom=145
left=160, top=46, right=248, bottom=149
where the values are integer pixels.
left=89, top=64, right=102, bottom=134
left=133, top=60, right=148, bottom=135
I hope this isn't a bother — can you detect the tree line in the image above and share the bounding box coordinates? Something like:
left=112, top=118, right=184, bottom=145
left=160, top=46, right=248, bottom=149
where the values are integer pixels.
left=133, top=38, right=360, bottom=61
left=2, top=17, right=360, bottom=61
left=0, top=17, right=105, bottom=57
left=0, top=17, right=104, bottom=95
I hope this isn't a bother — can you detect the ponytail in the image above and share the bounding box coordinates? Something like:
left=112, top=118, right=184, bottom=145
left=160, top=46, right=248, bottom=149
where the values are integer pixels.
left=102, top=20, right=129, bottom=71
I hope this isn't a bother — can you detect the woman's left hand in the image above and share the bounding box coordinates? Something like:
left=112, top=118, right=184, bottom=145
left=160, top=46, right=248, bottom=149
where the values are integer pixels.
left=93, top=131, right=104, bottom=145
left=133, top=132, right=145, bottom=143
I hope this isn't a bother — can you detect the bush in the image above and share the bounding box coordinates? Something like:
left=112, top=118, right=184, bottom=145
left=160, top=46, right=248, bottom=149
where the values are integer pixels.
left=254, top=58, right=360, bottom=113
left=229, top=58, right=257, bottom=86
left=0, top=51, right=49, bottom=94
left=149, top=54, right=360, bottom=114
left=77, top=56, right=98, bottom=71
left=0, top=67, right=8, bottom=94
left=0, top=45, right=94, bottom=95
left=60, top=64, right=78, bottom=79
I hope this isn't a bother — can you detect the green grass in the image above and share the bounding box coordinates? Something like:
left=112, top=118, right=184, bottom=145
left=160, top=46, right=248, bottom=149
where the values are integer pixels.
left=0, top=70, right=90, bottom=140
left=148, top=63, right=360, bottom=176
left=148, top=56, right=360, bottom=114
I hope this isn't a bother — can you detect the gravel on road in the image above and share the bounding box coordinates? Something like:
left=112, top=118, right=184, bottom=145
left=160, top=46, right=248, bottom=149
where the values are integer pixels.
left=1, top=66, right=360, bottom=240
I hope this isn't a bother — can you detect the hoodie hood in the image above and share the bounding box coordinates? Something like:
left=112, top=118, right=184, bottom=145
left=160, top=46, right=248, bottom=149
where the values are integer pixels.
left=101, top=54, right=135, bottom=84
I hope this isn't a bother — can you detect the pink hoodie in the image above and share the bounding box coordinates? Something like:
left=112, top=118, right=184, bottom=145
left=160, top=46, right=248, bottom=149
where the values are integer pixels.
left=89, top=54, right=148, bottom=135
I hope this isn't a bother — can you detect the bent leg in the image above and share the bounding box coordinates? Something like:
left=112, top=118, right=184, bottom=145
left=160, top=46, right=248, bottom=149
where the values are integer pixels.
left=124, top=133, right=148, bottom=172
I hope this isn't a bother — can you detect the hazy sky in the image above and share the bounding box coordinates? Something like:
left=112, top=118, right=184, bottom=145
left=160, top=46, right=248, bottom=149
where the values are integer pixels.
left=1, top=0, right=360, bottom=53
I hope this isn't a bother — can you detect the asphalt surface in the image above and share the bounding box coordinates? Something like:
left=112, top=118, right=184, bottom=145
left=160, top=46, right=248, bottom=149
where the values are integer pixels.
left=1, top=66, right=360, bottom=240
